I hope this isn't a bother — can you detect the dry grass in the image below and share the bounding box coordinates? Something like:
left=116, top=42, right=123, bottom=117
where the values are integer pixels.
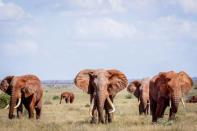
left=0, top=85, right=197, bottom=131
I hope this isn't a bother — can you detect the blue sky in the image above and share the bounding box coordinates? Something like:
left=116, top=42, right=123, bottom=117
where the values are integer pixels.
left=0, top=0, right=196, bottom=80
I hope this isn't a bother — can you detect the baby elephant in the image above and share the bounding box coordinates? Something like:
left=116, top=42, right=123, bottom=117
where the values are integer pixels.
left=60, top=92, right=75, bottom=104
left=186, top=96, right=197, bottom=103
left=127, top=78, right=150, bottom=115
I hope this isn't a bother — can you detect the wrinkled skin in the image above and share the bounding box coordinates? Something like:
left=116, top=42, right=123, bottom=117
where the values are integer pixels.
left=186, top=96, right=197, bottom=103
left=149, top=71, right=193, bottom=122
left=60, top=92, right=75, bottom=104
left=127, top=78, right=150, bottom=115
left=0, top=75, right=43, bottom=119
left=74, top=69, right=128, bottom=124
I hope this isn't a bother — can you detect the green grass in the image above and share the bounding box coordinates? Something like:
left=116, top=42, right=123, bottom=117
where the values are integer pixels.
left=0, top=84, right=197, bottom=131
left=53, top=95, right=60, bottom=100
left=125, top=94, right=135, bottom=99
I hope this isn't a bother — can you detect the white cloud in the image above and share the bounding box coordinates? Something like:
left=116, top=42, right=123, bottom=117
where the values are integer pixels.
left=61, top=0, right=126, bottom=16
left=147, top=16, right=197, bottom=41
left=77, top=42, right=107, bottom=49
left=177, top=0, right=197, bottom=14
left=0, top=0, right=25, bottom=20
left=4, top=40, right=38, bottom=56
left=75, top=18, right=136, bottom=39
left=16, top=25, right=44, bottom=37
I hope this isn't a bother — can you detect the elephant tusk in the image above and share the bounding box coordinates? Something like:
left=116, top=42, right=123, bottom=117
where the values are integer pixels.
left=169, top=100, right=171, bottom=108
left=89, top=97, right=94, bottom=117
left=4, top=104, right=9, bottom=109
left=138, top=100, right=140, bottom=106
left=107, top=97, right=115, bottom=113
left=181, top=98, right=185, bottom=108
left=14, top=98, right=21, bottom=109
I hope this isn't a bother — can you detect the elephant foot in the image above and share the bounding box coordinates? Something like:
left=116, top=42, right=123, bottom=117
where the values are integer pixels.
left=8, top=114, right=15, bottom=119
left=90, top=117, right=98, bottom=124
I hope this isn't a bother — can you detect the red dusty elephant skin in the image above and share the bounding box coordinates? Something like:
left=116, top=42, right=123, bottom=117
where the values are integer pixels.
left=60, top=92, right=75, bottom=104
left=0, top=75, right=43, bottom=119
left=149, top=71, right=193, bottom=122
left=127, top=78, right=150, bottom=115
left=74, top=69, right=128, bottom=124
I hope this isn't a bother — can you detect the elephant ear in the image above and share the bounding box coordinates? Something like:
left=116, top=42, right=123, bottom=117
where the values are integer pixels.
left=74, top=69, right=95, bottom=94
left=107, top=70, right=128, bottom=96
left=22, top=86, right=37, bottom=98
left=169, top=71, right=193, bottom=95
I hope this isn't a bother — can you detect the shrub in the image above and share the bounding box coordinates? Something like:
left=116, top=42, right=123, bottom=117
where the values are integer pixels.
left=52, top=95, right=60, bottom=100
left=85, top=104, right=90, bottom=107
left=44, top=100, right=52, bottom=105
left=0, top=93, right=10, bottom=109
left=125, top=94, right=135, bottom=99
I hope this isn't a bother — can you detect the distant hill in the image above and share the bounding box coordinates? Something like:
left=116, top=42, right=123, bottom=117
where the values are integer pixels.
left=41, top=80, right=73, bottom=84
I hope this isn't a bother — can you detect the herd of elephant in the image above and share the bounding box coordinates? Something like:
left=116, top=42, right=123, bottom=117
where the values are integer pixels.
left=0, top=69, right=194, bottom=124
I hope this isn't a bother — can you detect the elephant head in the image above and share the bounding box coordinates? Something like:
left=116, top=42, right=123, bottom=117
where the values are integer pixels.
left=155, top=71, right=193, bottom=120
left=0, top=76, right=14, bottom=95
left=127, top=80, right=141, bottom=99
left=74, top=69, right=128, bottom=123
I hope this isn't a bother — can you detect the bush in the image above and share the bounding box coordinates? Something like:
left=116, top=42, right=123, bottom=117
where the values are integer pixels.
left=44, top=100, right=52, bottom=105
left=125, top=94, right=135, bottom=99
left=52, top=95, right=60, bottom=100
left=0, top=93, right=10, bottom=109
left=85, top=104, right=90, bottom=107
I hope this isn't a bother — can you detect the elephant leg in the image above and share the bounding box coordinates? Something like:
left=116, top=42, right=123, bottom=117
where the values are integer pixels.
left=65, top=98, right=68, bottom=103
left=67, top=96, right=71, bottom=104
left=155, top=98, right=165, bottom=121
left=91, top=105, right=98, bottom=124
left=139, top=102, right=143, bottom=115
left=35, top=98, right=42, bottom=119
left=104, top=96, right=114, bottom=123
left=169, top=104, right=178, bottom=120
left=146, top=101, right=150, bottom=115
left=28, top=95, right=36, bottom=119
left=60, top=97, right=62, bottom=104
left=150, top=97, right=157, bottom=122
left=17, top=102, right=23, bottom=119
left=35, top=108, right=41, bottom=119
left=160, top=99, right=168, bottom=118
left=70, top=97, right=74, bottom=103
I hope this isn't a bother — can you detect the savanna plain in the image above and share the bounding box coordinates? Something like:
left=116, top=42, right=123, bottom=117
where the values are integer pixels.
left=0, top=83, right=197, bottom=131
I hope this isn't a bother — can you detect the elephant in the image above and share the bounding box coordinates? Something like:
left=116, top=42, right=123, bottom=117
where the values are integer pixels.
left=149, top=71, right=193, bottom=122
left=127, top=78, right=150, bottom=115
left=0, top=75, right=43, bottom=119
left=60, top=92, right=75, bottom=104
left=74, top=69, right=128, bottom=124
left=186, top=96, right=197, bottom=103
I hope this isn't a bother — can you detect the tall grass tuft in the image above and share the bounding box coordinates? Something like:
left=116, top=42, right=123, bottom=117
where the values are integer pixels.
left=125, top=94, right=135, bottom=99
left=0, top=93, right=10, bottom=108
left=53, top=95, right=60, bottom=100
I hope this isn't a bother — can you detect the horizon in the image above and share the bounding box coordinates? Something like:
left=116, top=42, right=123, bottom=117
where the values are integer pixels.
left=0, top=0, right=197, bottom=80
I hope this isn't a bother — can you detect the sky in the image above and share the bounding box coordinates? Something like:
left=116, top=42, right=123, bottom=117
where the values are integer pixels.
left=0, top=0, right=197, bottom=80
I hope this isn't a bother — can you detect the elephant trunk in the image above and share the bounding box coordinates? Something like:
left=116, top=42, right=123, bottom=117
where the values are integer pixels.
left=171, top=94, right=180, bottom=113
left=60, top=96, right=62, bottom=104
left=97, top=91, right=106, bottom=124
left=9, top=89, right=17, bottom=119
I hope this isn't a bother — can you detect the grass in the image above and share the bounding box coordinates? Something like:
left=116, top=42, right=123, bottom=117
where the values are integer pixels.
left=53, top=95, right=60, bottom=100
left=125, top=94, right=135, bottom=99
left=0, top=93, right=10, bottom=108
left=0, top=84, right=197, bottom=131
